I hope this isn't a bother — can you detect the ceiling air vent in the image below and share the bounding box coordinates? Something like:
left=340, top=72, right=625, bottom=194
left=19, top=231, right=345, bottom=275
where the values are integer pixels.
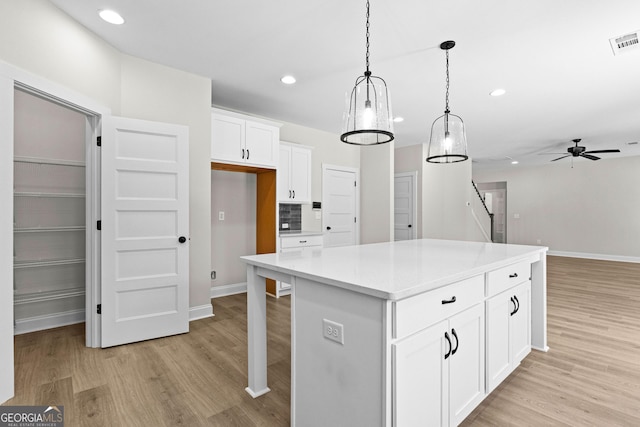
left=609, top=31, right=639, bottom=56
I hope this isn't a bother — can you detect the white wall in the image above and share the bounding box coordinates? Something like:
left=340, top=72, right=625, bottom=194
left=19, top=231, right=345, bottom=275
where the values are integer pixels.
left=211, top=170, right=256, bottom=288
left=473, top=157, right=640, bottom=260
left=361, top=143, right=394, bottom=244
left=0, top=1, right=212, bottom=313
left=280, top=121, right=360, bottom=233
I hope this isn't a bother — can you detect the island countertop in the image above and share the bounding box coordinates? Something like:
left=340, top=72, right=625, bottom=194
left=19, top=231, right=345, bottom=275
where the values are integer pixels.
left=241, top=238, right=547, bottom=301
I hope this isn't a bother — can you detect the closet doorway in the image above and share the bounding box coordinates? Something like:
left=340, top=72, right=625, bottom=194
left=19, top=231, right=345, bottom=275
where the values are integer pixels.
left=13, top=88, right=94, bottom=335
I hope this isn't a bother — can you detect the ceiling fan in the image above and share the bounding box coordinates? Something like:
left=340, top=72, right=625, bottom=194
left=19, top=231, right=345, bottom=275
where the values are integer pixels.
left=546, top=139, right=620, bottom=162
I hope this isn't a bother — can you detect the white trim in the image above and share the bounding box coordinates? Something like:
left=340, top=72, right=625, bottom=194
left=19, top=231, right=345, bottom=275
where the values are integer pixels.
left=470, top=207, right=492, bottom=242
left=322, top=163, right=361, bottom=245
left=548, top=250, right=640, bottom=264
left=189, top=304, right=214, bottom=321
left=14, top=310, right=85, bottom=335
left=211, top=282, right=248, bottom=298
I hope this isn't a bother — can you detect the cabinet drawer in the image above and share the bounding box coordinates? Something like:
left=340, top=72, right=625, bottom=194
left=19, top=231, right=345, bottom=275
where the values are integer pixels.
left=393, top=275, right=484, bottom=339
left=280, top=235, right=323, bottom=249
left=486, top=261, right=531, bottom=297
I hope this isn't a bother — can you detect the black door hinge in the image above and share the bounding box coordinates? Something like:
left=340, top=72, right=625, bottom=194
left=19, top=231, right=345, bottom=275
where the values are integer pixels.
left=97, top=220, right=101, bottom=230
left=97, top=136, right=102, bottom=146
left=97, top=304, right=101, bottom=314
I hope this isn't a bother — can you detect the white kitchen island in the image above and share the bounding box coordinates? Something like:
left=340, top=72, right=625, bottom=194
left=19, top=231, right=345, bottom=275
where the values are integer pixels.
left=241, top=238, right=548, bottom=427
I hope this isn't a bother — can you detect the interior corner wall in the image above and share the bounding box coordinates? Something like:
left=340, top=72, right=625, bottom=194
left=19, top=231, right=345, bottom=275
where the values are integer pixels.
left=360, top=142, right=394, bottom=244
left=394, top=144, right=424, bottom=238
left=0, top=1, right=213, bottom=311
left=473, top=156, right=640, bottom=259
left=422, top=157, right=473, bottom=241
left=280, top=122, right=360, bottom=233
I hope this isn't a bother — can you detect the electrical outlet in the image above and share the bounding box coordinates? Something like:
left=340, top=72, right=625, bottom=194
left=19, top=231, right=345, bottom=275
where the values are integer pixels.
left=323, top=319, right=344, bottom=345
left=282, top=223, right=289, bottom=229
left=218, top=211, right=225, bottom=221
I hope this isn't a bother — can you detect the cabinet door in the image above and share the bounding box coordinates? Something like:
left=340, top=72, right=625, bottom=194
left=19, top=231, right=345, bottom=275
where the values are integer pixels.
left=393, top=320, right=448, bottom=427
left=245, top=121, right=278, bottom=168
left=290, top=145, right=312, bottom=203
left=211, top=114, right=244, bottom=163
left=510, top=281, right=531, bottom=365
left=449, top=304, right=485, bottom=427
left=277, top=145, right=292, bottom=202
left=485, top=290, right=512, bottom=393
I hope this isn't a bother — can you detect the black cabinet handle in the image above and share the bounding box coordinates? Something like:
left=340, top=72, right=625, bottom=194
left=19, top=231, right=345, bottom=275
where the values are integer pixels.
left=178, top=236, right=187, bottom=244
left=514, top=295, right=520, bottom=314
left=242, top=148, right=245, bottom=159
left=289, top=190, right=292, bottom=198
left=510, top=297, right=516, bottom=316
left=293, top=190, right=295, bottom=198
left=299, top=240, right=307, bottom=244
left=326, top=226, right=332, bottom=230
left=509, top=273, right=518, bottom=278
left=444, top=332, right=452, bottom=359
left=441, top=296, right=457, bottom=305
left=246, top=149, right=250, bottom=159
left=451, top=328, right=459, bottom=355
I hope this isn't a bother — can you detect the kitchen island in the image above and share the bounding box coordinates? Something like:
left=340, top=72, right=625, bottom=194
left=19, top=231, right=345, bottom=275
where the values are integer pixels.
left=241, top=238, right=547, bottom=426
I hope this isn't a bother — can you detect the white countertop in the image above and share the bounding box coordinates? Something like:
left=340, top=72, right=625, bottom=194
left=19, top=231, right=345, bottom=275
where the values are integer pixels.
left=241, top=239, right=547, bottom=300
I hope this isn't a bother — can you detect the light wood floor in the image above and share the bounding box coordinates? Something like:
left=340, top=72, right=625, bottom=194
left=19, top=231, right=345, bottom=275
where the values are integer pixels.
left=5, top=256, right=640, bottom=426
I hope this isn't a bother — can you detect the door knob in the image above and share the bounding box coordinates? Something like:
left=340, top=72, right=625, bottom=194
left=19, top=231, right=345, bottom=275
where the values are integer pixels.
left=326, top=226, right=332, bottom=230
left=408, top=224, right=412, bottom=228
left=178, top=236, right=187, bottom=244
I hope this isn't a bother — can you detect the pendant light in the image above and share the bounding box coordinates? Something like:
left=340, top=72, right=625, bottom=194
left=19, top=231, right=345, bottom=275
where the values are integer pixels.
left=341, top=0, right=394, bottom=145
left=426, top=41, right=468, bottom=163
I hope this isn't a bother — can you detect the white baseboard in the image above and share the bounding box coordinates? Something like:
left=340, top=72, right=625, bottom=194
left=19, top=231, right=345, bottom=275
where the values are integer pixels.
left=211, top=282, right=247, bottom=299
left=548, top=250, right=640, bottom=264
left=189, top=304, right=214, bottom=321
left=14, top=309, right=85, bottom=335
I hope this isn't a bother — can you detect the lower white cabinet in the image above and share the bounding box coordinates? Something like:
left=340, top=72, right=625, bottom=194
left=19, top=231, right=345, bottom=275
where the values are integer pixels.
left=393, top=303, right=485, bottom=427
left=486, top=280, right=531, bottom=393
left=276, top=234, right=323, bottom=297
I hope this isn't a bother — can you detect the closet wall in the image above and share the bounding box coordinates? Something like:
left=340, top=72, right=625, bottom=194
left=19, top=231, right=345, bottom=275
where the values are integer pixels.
left=13, top=89, right=87, bottom=333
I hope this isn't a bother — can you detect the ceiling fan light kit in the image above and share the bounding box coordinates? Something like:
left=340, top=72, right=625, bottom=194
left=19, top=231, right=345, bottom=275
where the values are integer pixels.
left=426, top=41, right=469, bottom=163
left=341, top=0, right=394, bottom=146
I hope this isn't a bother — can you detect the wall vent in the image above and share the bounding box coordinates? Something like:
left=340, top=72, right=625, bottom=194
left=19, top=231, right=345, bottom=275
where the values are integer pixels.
left=610, top=31, right=639, bottom=56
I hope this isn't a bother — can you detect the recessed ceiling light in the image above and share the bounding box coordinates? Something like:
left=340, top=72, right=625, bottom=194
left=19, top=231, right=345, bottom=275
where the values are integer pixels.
left=280, top=75, right=296, bottom=85
left=511, top=160, right=519, bottom=165
left=99, top=9, right=125, bottom=25
left=490, top=88, right=506, bottom=97
left=393, top=117, right=404, bottom=123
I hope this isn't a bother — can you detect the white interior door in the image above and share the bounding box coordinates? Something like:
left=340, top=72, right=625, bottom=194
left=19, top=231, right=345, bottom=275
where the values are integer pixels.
left=322, top=165, right=358, bottom=247
left=394, top=173, right=416, bottom=241
left=101, top=116, right=189, bottom=347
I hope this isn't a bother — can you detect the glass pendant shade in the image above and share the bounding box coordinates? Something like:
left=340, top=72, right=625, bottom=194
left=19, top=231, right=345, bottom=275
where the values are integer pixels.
left=341, top=72, right=394, bottom=145
left=426, top=111, right=468, bottom=163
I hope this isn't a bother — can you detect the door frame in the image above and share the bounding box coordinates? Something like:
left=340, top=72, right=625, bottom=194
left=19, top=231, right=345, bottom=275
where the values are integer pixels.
left=321, top=163, right=361, bottom=246
left=0, top=60, right=109, bottom=357
left=394, top=172, right=418, bottom=240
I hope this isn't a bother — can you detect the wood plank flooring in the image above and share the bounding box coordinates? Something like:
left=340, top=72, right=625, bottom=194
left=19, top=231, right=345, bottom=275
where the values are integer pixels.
left=4, top=256, right=640, bottom=426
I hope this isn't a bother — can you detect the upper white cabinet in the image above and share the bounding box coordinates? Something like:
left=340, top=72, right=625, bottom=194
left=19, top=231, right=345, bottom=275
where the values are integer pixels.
left=278, top=142, right=311, bottom=204
left=211, top=109, right=280, bottom=168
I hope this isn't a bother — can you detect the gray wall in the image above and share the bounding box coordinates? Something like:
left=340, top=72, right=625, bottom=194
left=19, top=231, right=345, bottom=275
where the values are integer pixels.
left=473, top=156, right=640, bottom=261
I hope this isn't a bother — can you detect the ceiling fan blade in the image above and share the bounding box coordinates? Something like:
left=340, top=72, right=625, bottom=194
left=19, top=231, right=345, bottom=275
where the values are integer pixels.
left=583, top=149, right=620, bottom=154
left=538, top=152, right=566, bottom=155
left=581, top=154, right=600, bottom=161
left=551, top=155, right=570, bottom=162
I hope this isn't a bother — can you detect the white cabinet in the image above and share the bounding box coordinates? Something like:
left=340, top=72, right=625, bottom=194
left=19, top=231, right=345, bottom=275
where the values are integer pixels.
left=211, top=109, right=280, bottom=168
left=275, top=234, right=323, bottom=297
left=278, top=142, right=311, bottom=203
left=486, top=281, right=531, bottom=393
left=393, top=276, right=485, bottom=427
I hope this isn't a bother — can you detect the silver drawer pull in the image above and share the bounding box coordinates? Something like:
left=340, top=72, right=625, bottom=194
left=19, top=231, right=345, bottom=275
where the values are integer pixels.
left=441, top=296, right=457, bottom=305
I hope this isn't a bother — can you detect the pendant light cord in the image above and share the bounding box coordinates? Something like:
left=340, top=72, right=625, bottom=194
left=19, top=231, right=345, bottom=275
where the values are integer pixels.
left=365, top=0, right=370, bottom=74
left=445, top=49, right=450, bottom=113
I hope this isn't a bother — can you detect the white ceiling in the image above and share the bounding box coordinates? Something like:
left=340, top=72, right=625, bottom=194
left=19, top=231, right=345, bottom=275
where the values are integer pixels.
left=50, top=0, right=640, bottom=169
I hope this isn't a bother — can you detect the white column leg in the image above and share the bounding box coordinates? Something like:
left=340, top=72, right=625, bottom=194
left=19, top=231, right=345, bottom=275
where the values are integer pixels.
left=530, top=253, right=549, bottom=351
left=245, top=264, right=271, bottom=397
